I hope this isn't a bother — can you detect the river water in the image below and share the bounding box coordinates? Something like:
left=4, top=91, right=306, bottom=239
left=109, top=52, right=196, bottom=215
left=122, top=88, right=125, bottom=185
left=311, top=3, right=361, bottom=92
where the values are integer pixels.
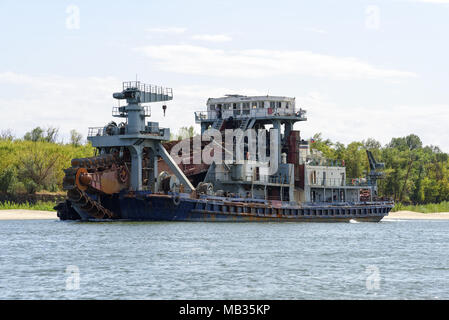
left=0, top=218, right=448, bottom=299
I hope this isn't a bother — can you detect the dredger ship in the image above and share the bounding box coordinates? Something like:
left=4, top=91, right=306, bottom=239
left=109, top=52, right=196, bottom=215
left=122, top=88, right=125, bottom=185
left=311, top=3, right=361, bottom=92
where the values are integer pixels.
left=55, top=81, right=393, bottom=222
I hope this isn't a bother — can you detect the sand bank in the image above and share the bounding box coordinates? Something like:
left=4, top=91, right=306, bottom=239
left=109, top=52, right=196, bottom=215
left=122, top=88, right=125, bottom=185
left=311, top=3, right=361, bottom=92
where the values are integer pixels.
left=0, top=210, right=57, bottom=220
left=385, top=211, right=449, bottom=220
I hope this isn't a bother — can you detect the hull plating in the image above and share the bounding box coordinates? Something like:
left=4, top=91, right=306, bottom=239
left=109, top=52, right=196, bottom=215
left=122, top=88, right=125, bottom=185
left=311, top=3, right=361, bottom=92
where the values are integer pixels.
left=72, top=193, right=392, bottom=222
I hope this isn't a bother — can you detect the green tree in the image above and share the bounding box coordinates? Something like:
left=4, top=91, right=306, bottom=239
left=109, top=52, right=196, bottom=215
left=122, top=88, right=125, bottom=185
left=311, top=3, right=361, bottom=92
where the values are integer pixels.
left=0, top=167, right=16, bottom=193
left=0, top=129, right=14, bottom=141
left=24, top=127, right=44, bottom=142
left=70, top=129, right=83, bottom=146
left=23, top=126, right=59, bottom=143
left=174, top=126, right=197, bottom=141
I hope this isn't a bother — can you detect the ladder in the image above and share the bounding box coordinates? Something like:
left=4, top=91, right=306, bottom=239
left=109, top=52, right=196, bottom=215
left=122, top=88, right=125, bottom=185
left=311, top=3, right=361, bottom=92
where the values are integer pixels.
left=239, top=118, right=250, bottom=131
left=212, top=118, right=225, bottom=131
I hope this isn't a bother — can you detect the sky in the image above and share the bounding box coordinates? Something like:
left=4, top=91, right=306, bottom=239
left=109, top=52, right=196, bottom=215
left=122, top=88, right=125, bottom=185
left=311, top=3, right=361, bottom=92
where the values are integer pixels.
left=0, top=0, right=448, bottom=151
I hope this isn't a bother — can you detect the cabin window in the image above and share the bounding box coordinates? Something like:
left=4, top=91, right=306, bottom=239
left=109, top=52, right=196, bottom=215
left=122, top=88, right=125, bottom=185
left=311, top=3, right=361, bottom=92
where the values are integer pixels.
left=242, top=102, right=250, bottom=109
left=270, top=101, right=276, bottom=108
left=286, top=102, right=290, bottom=109
left=233, top=103, right=238, bottom=109
left=276, top=101, right=282, bottom=108
left=258, top=101, right=265, bottom=108
left=252, top=102, right=257, bottom=109
left=223, top=103, right=230, bottom=110
left=210, top=104, right=215, bottom=110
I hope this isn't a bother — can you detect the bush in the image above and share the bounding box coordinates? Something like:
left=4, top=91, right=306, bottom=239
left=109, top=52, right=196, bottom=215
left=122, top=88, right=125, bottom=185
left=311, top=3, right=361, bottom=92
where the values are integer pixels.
left=0, top=200, right=56, bottom=211
left=392, top=201, right=449, bottom=213
left=0, top=167, right=17, bottom=194
left=23, top=179, right=40, bottom=194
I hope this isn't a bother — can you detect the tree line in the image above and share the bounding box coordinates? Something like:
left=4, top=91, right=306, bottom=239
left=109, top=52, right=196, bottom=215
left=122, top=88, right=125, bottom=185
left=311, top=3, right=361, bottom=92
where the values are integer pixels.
left=0, top=127, right=93, bottom=194
left=310, top=133, right=449, bottom=204
left=1, top=126, right=448, bottom=205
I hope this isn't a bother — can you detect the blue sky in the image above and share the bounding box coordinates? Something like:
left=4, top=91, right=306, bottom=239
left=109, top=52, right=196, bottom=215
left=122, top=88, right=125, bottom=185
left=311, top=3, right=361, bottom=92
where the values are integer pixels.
left=0, top=0, right=448, bottom=151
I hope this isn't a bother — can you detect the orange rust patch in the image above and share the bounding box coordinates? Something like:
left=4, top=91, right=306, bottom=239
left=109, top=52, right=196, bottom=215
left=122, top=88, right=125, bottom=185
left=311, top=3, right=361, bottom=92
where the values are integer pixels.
left=75, top=168, right=88, bottom=191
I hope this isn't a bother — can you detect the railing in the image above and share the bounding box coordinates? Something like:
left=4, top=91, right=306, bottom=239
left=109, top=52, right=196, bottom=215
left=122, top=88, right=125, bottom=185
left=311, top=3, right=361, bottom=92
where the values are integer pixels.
left=112, top=106, right=151, bottom=117
left=306, top=159, right=345, bottom=167
left=146, top=122, right=159, bottom=133
left=309, top=178, right=371, bottom=187
left=242, top=175, right=290, bottom=184
left=195, top=111, right=213, bottom=122
left=194, top=107, right=306, bottom=122
left=88, top=127, right=105, bottom=137
left=309, top=178, right=346, bottom=187
left=122, top=81, right=173, bottom=99
left=346, top=178, right=370, bottom=187
left=267, top=175, right=290, bottom=184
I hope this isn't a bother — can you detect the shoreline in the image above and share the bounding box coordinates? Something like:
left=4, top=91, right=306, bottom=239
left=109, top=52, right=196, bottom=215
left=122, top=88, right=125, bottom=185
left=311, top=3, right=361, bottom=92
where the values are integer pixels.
left=0, top=210, right=58, bottom=220
left=384, top=211, right=449, bottom=220
left=0, top=209, right=449, bottom=221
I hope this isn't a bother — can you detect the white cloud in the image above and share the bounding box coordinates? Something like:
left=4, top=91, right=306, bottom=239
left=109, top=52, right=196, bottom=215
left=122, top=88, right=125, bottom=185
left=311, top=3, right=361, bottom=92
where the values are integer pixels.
left=1, top=72, right=447, bottom=152
left=0, top=72, right=120, bottom=142
left=0, top=73, right=262, bottom=142
left=146, top=27, right=186, bottom=34
left=136, top=45, right=417, bottom=80
left=297, top=92, right=449, bottom=151
left=191, top=34, right=232, bottom=42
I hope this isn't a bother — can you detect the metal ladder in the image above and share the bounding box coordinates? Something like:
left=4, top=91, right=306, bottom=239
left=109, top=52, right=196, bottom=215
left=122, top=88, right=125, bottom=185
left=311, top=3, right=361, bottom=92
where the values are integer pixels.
left=239, top=118, right=250, bottom=131
left=212, top=118, right=225, bottom=131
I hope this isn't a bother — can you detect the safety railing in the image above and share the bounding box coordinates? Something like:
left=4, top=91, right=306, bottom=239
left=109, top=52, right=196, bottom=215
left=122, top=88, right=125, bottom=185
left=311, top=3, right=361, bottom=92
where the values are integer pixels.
left=122, top=81, right=173, bottom=99
left=309, top=178, right=346, bottom=187
left=87, top=127, right=105, bottom=137
left=306, top=159, right=345, bottom=167
left=112, top=106, right=151, bottom=117
left=195, top=107, right=306, bottom=122
left=308, top=178, right=371, bottom=187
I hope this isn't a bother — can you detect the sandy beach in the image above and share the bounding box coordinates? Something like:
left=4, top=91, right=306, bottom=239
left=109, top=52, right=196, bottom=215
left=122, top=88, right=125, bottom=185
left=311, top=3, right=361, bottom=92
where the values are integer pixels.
left=0, top=210, right=58, bottom=220
left=384, top=211, right=449, bottom=220
left=0, top=209, right=448, bottom=221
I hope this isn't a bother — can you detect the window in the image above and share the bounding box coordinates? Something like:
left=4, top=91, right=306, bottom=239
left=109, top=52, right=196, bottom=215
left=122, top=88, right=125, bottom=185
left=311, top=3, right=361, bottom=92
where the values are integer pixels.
left=224, top=103, right=230, bottom=110
left=270, top=101, right=276, bottom=108
left=276, top=101, right=282, bottom=108
left=252, top=102, right=257, bottom=109
left=286, top=102, right=289, bottom=109
left=242, top=102, right=250, bottom=109
left=210, top=104, right=215, bottom=110
left=259, top=101, right=265, bottom=108
left=233, top=103, right=238, bottom=110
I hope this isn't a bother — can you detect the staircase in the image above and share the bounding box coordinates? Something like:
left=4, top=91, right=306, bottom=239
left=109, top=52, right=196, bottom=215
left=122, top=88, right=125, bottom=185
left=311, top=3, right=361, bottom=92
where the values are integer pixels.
left=212, top=118, right=225, bottom=131
left=239, top=118, right=250, bottom=131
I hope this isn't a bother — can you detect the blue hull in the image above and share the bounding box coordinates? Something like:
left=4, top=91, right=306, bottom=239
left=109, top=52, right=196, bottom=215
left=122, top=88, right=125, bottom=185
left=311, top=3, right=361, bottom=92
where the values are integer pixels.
left=71, top=192, right=393, bottom=222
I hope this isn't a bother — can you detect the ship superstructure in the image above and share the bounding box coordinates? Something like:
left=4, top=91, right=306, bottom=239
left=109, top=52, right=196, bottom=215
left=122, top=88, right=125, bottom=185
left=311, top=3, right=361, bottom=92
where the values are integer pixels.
left=56, top=82, right=393, bottom=222
left=193, top=94, right=380, bottom=204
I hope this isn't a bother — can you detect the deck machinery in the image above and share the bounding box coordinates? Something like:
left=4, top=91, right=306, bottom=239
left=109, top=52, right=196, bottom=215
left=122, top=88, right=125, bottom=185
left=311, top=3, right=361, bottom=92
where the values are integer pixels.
left=56, top=82, right=393, bottom=222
